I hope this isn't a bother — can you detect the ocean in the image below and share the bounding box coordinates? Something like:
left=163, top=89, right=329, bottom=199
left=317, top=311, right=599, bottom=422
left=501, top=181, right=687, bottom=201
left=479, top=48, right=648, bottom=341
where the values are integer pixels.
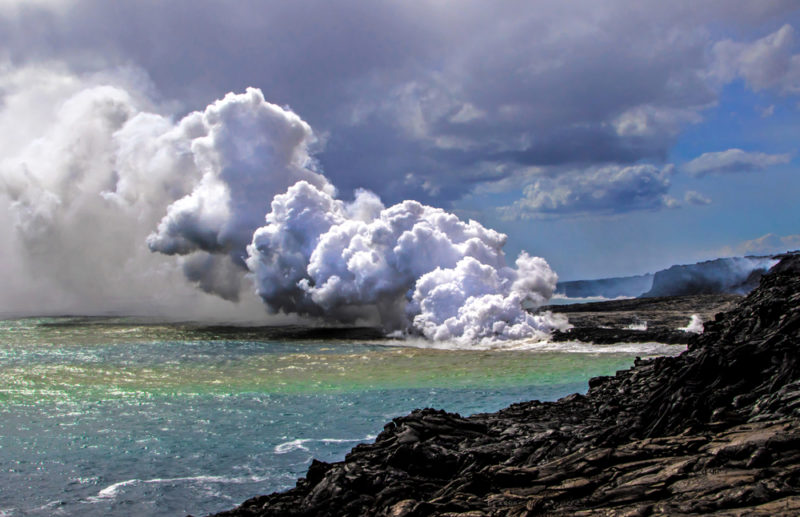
left=0, top=317, right=685, bottom=516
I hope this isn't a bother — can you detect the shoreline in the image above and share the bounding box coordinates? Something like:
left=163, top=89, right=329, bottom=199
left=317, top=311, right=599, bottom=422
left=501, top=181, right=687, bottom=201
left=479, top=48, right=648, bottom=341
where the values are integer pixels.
left=211, top=255, right=800, bottom=516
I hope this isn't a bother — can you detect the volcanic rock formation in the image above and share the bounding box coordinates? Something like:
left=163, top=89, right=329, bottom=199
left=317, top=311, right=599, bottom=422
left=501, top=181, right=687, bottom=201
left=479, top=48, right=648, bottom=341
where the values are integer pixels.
left=546, top=293, right=742, bottom=344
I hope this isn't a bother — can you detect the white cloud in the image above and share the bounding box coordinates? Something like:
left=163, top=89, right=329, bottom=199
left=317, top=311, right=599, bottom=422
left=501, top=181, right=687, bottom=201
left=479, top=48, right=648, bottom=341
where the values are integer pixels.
left=501, top=164, right=675, bottom=219
left=683, top=148, right=792, bottom=176
left=719, top=233, right=800, bottom=256
left=613, top=105, right=704, bottom=138
left=662, top=195, right=681, bottom=209
left=449, top=103, right=485, bottom=124
left=0, top=64, right=563, bottom=342
left=711, top=24, right=800, bottom=93
left=684, top=190, right=712, bottom=205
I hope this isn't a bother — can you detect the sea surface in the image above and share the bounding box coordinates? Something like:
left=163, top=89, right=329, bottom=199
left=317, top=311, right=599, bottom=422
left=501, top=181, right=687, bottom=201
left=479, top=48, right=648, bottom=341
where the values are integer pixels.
left=0, top=317, right=685, bottom=516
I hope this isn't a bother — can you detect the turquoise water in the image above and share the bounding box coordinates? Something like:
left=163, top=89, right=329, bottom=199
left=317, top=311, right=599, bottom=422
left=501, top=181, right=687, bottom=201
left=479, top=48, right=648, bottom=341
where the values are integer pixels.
left=0, top=317, right=685, bottom=516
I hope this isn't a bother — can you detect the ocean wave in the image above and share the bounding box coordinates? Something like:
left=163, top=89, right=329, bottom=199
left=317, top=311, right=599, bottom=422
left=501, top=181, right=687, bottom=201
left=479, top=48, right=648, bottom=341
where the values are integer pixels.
left=546, top=294, right=634, bottom=305
left=89, top=474, right=270, bottom=502
left=274, top=435, right=377, bottom=455
left=503, top=340, right=686, bottom=355
left=385, top=336, right=686, bottom=355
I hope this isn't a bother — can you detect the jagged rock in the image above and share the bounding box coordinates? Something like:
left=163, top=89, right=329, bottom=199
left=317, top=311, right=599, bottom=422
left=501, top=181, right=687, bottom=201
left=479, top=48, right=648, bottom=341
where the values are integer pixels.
left=211, top=254, right=800, bottom=517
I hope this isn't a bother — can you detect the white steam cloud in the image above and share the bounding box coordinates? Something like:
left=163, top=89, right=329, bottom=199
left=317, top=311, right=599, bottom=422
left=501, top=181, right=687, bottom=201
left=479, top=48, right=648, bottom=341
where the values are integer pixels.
left=680, top=314, right=704, bottom=334
left=146, top=88, right=333, bottom=300
left=0, top=68, right=282, bottom=319
left=246, top=181, right=564, bottom=342
left=0, top=67, right=561, bottom=343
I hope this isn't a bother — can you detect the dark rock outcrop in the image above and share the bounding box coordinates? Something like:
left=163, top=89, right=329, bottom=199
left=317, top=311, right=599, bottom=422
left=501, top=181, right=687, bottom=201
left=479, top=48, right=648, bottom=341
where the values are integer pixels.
left=550, top=326, right=691, bottom=345
left=212, top=255, right=800, bottom=516
left=545, top=293, right=742, bottom=345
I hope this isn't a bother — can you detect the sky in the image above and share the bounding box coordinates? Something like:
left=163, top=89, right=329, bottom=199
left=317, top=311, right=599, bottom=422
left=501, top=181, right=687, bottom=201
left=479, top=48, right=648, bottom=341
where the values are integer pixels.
left=0, top=0, right=799, bottom=318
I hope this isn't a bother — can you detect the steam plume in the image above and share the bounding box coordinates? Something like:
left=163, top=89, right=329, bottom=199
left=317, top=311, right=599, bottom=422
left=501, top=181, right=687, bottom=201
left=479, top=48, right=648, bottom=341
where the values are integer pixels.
left=147, top=88, right=333, bottom=300
left=246, top=181, right=564, bottom=342
left=0, top=70, right=561, bottom=342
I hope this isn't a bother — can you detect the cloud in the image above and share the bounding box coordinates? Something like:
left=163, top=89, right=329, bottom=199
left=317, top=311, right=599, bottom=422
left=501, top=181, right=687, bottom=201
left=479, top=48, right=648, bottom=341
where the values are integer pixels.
left=612, top=105, right=703, bottom=138
left=711, top=24, right=800, bottom=93
left=0, top=2, right=797, bottom=205
left=720, top=233, right=800, bottom=256
left=683, top=148, right=792, bottom=176
left=501, top=164, right=675, bottom=219
left=684, top=190, right=712, bottom=205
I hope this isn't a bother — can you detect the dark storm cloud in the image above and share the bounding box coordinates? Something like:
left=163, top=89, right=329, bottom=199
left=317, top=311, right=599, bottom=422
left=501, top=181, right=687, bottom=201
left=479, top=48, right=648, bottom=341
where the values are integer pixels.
left=0, top=0, right=798, bottom=209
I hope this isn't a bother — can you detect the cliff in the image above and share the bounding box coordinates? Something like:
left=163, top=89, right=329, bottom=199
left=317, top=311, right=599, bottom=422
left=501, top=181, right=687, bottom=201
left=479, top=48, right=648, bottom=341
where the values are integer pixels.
left=553, top=255, right=777, bottom=301
left=212, top=254, right=800, bottom=517
left=641, top=256, right=776, bottom=298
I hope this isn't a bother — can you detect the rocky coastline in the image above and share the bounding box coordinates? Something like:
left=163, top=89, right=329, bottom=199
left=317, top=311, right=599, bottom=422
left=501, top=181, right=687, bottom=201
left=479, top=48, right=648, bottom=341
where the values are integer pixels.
left=211, top=255, right=800, bottom=516
left=546, top=293, right=742, bottom=345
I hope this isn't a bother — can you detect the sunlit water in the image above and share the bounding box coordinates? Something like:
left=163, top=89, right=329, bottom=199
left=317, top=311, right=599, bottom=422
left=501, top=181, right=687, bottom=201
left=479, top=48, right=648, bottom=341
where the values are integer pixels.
left=0, top=317, right=685, bottom=516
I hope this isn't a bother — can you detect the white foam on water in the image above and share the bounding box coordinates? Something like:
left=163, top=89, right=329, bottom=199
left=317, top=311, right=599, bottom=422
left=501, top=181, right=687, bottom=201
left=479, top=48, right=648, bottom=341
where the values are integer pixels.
left=274, top=435, right=377, bottom=455
left=384, top=335, right=686, bottom=356
left=546, top=294, right=634, bottom=305
left=273, top=438, right=311, bottom=454
left=28, top=499, right=70, bottom=516
left=89, top=473, right=271, bottom=502
left=508, top=340, right=686, bottom=355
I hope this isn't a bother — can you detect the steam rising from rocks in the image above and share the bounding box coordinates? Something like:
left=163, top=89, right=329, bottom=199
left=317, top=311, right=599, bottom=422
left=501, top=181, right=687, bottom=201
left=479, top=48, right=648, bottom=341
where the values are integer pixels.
left=0, top=71, right=561, bottom=343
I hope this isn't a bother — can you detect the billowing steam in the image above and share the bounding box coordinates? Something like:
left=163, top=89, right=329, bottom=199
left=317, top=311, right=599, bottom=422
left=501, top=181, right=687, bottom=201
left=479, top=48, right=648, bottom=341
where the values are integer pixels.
left=146, top=88, right=334, bottom=300
left=245, top=181, right=563, bottom=342
left=0, top=68, right=561, bottom=343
